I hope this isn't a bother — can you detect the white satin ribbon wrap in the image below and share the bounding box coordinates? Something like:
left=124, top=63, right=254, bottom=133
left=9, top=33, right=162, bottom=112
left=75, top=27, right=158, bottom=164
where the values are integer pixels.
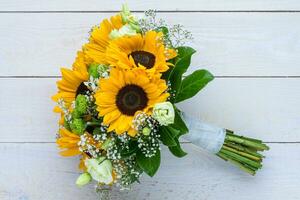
left=182, top=113, right=226, bottom=154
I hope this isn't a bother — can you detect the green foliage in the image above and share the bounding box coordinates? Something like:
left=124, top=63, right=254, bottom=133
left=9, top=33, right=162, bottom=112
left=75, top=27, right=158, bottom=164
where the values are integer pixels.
left=88, top=63, right=100, bottom=78
left=120, top=158, right=143, bottom=185
left=168, top=138, right=187, bottom=158
left=155, top=26, right=169, bottom=35
left=92, top=127, right=102, bottom=135
left=172, top=108, right=189, bottom=135
left=136, top=149, right=161, bottom=177
left=159, top=126, right=179, bottom=147
left=175, top=69, right=214, bottom=103
left=120, top=140, right=138, bottom=158
left=164, top=46, right=214, bottom=103
left=63, top=118, right=71, bottom=131
left=70, top=118, right=86, bottom=135
left=167, top=46, right=196, bottom=102
left=161, top=107, right=189, bottom=158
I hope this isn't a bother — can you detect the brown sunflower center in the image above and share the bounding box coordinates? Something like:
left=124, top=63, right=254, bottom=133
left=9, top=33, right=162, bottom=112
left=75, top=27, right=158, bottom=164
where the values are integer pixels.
left=129, top=50, right=155, bottom=69
left=76, top=82, right=89, bottom=97
left=116, top=84, right=148, bottom=116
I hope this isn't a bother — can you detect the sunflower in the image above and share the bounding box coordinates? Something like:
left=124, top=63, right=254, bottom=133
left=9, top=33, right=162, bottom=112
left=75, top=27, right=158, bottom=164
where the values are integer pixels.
left=52, top=51, right=89, bottom=112
left=84, top=14, right=124, bottom=64
left=95, top=68, right=169, bottom=136
left=105, top=31, right=177, bottom=76
left=56, top=128, right=81, bottom=157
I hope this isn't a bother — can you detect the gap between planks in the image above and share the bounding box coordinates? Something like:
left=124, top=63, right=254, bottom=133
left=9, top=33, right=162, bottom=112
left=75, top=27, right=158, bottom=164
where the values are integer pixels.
left=1, top=76, right=300, bottom=79
left=1, top=10, right=300, bottom=13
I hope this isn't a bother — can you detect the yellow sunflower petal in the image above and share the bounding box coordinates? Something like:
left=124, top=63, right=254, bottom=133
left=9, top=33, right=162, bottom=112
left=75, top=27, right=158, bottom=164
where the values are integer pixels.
left=105, top=30, right=176, bottom=76
left=95, top=68, right=169, bottom=135
left=59, top=147, right=81, bottom=157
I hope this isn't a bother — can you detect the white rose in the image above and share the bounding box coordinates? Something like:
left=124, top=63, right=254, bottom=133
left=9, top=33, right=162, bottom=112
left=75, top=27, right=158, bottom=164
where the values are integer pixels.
left=85, top=157, right=113, bottom=185
left=152, top=102, right=175, bottom=126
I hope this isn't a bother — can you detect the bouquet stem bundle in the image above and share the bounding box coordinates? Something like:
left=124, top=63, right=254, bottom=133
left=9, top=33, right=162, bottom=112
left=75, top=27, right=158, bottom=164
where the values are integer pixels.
left=217, top=130, right=269, bottom=175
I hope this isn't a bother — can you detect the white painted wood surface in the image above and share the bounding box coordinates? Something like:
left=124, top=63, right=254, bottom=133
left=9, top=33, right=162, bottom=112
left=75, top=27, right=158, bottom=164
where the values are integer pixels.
left=1, top=0, right=300, bottom=11
left=1, top=13, right=300, bottom=76
left=0, top=1, right=299, bottom=200
left=1, top=78, right=299, bottom=142
left=0, top=143, right=299, bottom=200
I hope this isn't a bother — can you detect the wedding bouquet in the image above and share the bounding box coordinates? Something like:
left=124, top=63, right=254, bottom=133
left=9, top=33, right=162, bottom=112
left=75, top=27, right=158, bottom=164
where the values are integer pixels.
left=52, top=5, right=269, bottom=198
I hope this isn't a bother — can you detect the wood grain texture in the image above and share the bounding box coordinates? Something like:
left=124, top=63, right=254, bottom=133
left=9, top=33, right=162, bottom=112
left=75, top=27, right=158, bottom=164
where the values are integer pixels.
left=1, top=0, right=300, bottom=11
left=1, top=78, right=299, bottom=143
left=0, top=1, right=299, bottom=199
left=1, top=13, right=300, bottom=76
left=0, top=143, right=298, bottom=200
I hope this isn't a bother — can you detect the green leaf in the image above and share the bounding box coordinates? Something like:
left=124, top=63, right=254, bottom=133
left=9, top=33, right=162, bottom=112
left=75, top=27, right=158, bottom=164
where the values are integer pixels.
left=120, top=140, right=138, bottom=158
left=137, top=150, right=161, bottom=177
left=162, top=63, right=174, bottom=80
left=172, top=108, right=189, bottom=135
left=168, top=46, right=196, bottom=100
left=168, top=138, right=187, bottom=158
left=159, top=126, right=180, bottom=147
left=175, top=69, right=214, bottom=103
left=155, top=26, right=169, bottom=35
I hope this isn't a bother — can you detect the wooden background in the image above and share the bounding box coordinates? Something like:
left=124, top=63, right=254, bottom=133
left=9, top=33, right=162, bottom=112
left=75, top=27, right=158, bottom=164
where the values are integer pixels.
left=0, top=1, right=300, bottom=199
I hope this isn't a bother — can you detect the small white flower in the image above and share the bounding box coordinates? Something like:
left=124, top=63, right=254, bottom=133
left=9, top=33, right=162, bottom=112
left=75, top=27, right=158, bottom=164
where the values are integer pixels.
left=85, top=157, right=113, bottom=185
left=152, top=102, right=175, bottom=126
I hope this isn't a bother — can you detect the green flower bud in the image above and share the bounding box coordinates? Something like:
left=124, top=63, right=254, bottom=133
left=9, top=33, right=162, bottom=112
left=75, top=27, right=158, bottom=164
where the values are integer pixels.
left=75, top=95, right=88, bottom=115
left=70, top=118, right=86, bottom=135
left=142, top=127, right=151, bottom=136
left=76, top=172, right=92, bottom=187
left=129, top=22, right=141, bottom=33
left=88, top=63, right=100, bottom=78
left=121, top=4, right=131, bottom=23
left=119, top=4, right=140, bottom=33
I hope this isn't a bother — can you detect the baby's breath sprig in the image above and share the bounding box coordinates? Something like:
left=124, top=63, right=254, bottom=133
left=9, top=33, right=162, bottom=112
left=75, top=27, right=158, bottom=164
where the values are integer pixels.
left=169, top=24, right=193, bottom=47
left=57, top=99, right=71, bottom=122
left=133, top=112, right=161, bottom=158
left=138, top=9, right=167, bottom=34
left=106, top=132, right=135, bottom=161
left=112, top=156, right=142, bottom=188
left=78, top=133, right=102, bottom=158
left=138, top=9, right=193, bottom=48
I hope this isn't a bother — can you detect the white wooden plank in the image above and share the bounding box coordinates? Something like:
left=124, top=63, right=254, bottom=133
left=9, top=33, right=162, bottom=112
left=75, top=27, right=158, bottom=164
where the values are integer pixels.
left=0, top=143, right=298, bottom=200
left=1, top=13, right=300, bottom=76
left=177, top=78, right=300, bottom=142
left=1, top=0, right=300, bottom=11
left=1, top=78, right=299, bottom=142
